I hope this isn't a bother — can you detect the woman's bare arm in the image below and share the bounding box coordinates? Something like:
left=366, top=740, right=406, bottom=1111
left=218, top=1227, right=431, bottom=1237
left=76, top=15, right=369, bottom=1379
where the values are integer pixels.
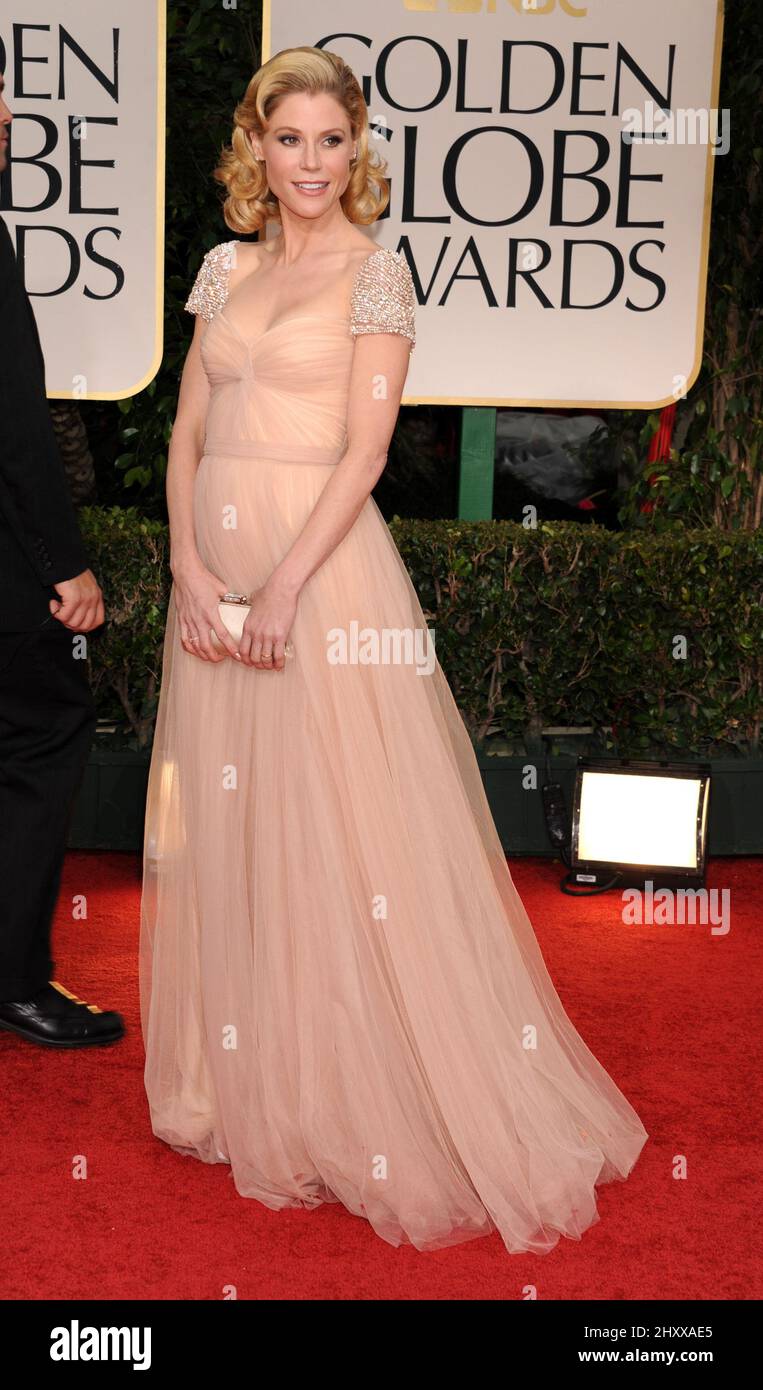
left=168, top=242, right=260, bottom=578
left=268, top=330, right=412, bottom=597
left=167, top=245, right=264, bottom=661
left=166, top=312, right=210, bottom=578
left=167, top=263, right=251, bottom=661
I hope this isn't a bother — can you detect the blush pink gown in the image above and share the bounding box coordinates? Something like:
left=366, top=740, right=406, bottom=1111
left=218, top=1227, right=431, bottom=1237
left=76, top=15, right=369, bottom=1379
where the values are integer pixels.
left=139, top=240, right=648, bottom=1255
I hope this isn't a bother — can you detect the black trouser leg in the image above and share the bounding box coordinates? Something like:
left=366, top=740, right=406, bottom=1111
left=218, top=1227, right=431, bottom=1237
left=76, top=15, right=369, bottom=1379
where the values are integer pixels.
left=0, top=616, right=96, bottom=1001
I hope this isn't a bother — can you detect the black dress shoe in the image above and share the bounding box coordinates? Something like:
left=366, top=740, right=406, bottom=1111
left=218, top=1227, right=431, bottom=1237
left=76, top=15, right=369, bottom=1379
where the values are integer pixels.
left=0, top=980, right=125, bottom=1048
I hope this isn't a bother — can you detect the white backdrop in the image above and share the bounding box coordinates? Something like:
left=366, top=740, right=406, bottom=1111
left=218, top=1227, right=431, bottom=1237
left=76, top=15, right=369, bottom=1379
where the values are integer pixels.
left=0, top=0, right=165, bottom=400
left=0, top=1, right=724, bottom=408
left=266, top=0, right=724, bottom=408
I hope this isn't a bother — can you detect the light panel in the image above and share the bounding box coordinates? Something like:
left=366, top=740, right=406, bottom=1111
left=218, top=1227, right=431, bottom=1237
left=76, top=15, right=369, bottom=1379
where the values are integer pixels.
left=577, top=771, right=702, bottom=870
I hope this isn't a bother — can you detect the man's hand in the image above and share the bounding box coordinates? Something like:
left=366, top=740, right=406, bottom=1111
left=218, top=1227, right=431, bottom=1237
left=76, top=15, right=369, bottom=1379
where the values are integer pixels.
left=49, top=569, right=105, bottom=632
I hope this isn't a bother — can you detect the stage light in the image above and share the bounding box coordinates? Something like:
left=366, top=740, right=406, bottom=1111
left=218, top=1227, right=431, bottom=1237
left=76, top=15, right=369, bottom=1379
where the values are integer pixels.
left=567, top=757, right=711, bottom=891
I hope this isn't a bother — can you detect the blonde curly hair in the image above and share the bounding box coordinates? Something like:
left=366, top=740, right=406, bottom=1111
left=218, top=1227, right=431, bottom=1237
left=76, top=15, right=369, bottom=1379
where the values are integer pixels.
left=213, top=46, right=390, bottom=233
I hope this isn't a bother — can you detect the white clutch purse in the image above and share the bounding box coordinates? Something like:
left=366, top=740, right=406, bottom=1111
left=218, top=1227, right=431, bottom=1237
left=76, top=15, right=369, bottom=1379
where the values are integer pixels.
left=210, top=592, right=294, bottom=658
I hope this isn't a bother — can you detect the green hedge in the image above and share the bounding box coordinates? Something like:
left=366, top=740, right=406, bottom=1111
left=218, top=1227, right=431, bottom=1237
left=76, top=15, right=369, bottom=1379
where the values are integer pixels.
left=80, top=507, right=763, bottom=755
left=397, top=519, right=763, bottom=755
left=80, top=507, right=169, bottom=748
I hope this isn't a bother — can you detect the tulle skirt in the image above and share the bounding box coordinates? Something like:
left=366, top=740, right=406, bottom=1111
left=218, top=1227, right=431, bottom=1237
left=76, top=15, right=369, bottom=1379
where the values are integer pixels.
left=139, top=450, right=648, bottom=1254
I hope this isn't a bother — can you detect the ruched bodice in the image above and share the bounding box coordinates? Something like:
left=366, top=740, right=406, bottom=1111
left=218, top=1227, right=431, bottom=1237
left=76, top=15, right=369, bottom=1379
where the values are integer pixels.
left=190, top=241, right=417, bottom=465
left=201, top=310, right=356, bottom=463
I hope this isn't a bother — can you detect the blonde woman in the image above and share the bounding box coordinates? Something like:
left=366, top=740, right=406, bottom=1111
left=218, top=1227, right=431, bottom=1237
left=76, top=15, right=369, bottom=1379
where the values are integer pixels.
left=140, top=46, right=647, bottom=1256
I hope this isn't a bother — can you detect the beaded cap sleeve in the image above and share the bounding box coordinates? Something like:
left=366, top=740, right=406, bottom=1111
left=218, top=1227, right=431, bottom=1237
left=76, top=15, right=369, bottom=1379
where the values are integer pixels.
left=349, top=248, right=416, bottom=352
left=184, top=240, right=238, bottom=323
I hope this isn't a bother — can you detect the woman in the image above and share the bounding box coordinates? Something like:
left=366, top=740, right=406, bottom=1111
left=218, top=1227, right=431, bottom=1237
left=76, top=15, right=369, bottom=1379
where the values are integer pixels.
left=140, top=46, right=648, bottom=1256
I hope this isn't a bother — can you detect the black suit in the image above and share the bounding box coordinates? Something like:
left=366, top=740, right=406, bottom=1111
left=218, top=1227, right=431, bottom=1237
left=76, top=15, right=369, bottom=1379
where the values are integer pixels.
left=0, top=214, right=97, bottom=1001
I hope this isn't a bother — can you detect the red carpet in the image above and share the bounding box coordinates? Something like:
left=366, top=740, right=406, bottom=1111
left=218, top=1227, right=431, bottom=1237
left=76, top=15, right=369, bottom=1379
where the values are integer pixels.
left=2, top=850, right=760, bottom=1301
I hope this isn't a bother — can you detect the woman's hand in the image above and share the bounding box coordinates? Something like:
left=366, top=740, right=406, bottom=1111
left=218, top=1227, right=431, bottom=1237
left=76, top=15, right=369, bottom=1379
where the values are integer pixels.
left=237, top=574, right=299, bottom=671
left=172, top=557, right=241, bottom=662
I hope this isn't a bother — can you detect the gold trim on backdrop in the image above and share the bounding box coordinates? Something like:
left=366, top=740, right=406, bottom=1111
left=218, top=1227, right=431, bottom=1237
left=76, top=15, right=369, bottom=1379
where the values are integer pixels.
left=262, top=0, right=726, bottom=412
left=263, top=0, right=272, bottom=61
left=51, top=0, right=167, bottom=402
left=686, top=0, right=725, bottom=406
